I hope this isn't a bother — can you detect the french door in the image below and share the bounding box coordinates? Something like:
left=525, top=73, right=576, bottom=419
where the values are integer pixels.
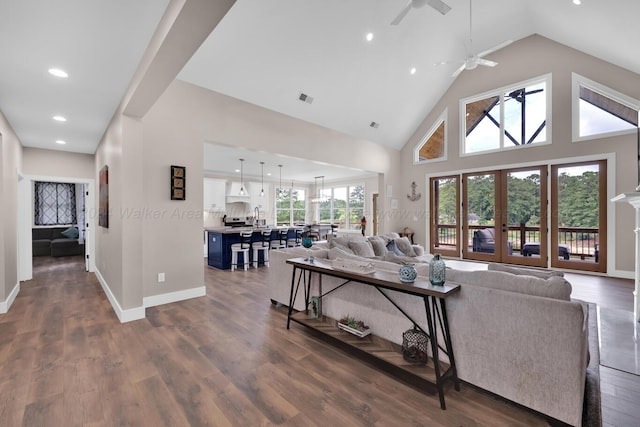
left=550, top=161, right=606, bottom=272
left=462, top=166, right=548, bottom=267
left=429, top=176, right=460, bottom=257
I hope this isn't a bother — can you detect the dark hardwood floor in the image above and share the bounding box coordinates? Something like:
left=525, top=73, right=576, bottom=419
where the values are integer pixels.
left=0, top=256, right=638, bottom=426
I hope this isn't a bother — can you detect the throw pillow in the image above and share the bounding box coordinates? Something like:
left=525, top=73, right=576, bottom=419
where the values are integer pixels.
left=394, top=237, right=417, bottom=257
left=348, top=240, right=376, bottom=258
left=61, top=227, right=79, bottom=239
left=329, top=236, right=351, bottom=251
left=368, top=236, right=388, bottom=256
left=328, top=246, right=359, bottom=260
left=488, top=263, right=564, bottom=279
left=386, top=239, right=405, bottom=256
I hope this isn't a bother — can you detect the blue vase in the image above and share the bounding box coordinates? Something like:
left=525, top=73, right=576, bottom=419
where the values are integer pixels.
left=429, top=254, right=446, bottom=286
left=399, top=264, right=417, bottom=283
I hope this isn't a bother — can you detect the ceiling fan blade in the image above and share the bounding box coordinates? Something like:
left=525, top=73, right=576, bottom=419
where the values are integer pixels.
left=476, top=58, right=498, bottom=67
left=390, top=2, right=413, bottom=25
left=427, top=0, right=452, bottom=15
left=477, top=39, right=513, bottom=59
left=452, top=64, right=466, bottom=78
left=435, top=59, right=464, bottom=66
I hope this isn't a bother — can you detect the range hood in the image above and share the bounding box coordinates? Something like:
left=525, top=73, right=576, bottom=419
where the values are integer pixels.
left=226, top=181, right=250, bottom=204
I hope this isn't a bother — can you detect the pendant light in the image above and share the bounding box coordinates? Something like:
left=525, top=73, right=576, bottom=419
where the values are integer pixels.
left=311, top=175, right=328, bottom=203
left=260, top=161, right=265, bottom=197
left=239, top=158, right=245, bottom=195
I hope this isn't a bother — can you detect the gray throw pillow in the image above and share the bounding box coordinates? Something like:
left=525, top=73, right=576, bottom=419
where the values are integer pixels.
left=368, top=236, right=388, bottom=256
left=348, top=240, right=376, bottom=258
left=394, top=237, right=417, bottom=257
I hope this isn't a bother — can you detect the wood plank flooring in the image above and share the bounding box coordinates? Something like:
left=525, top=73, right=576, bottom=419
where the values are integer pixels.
left=0, top=256, right=638, bottom=426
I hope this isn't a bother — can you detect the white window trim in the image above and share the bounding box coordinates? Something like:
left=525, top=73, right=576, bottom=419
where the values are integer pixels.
left=459, top=73, right=553, bottom=157
left=275, top=187, right=306, bottom=225
left=317, top=183, right=365, bottom=229
left=571, top=72, right=640, bottom=143
left=413, top=108, right=448, bottom=165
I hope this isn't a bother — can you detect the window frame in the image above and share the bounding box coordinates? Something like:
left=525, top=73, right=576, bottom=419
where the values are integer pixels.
left=571, top=73, right=640, bottom=143
left=275, top=187, right=306, bottom=226
left=413, top=108, right=448, bottom=165
left=317, top=183, right=365, bottom=230
left=459, top=73, right=552, bottom=157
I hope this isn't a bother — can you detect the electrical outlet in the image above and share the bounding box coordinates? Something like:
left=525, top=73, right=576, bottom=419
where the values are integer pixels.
left=157, top=272, right=165, bottom=283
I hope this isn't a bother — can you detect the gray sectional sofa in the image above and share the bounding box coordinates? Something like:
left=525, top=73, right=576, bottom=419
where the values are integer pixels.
left=32, top=227, right=85, bottom=257
left=267, top=239, right=590, bottom=426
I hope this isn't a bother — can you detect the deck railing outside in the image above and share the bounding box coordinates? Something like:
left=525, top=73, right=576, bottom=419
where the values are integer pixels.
left=433, top=223, right=599, bottom=259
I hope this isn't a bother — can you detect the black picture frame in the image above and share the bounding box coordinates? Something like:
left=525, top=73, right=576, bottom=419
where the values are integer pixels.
left=171, top=165, right=186, bottom=200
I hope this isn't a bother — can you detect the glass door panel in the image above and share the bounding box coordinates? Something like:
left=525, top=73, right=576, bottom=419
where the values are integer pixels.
left=463, top=172, right=500, bottom=261
left=502, top=167, right=547, bottom=267
left=429, top=176, right=460, bottom=257
left=551, top=161, right=606, bottom=272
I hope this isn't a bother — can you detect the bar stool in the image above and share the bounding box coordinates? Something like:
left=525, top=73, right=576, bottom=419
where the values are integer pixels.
left=287, top=228, right=302, bottom=247
left=270, top=228, right=289, bottom=250
left=231, top=231, right=252, bottom=271
left=252, top=229, right=271, bottom=268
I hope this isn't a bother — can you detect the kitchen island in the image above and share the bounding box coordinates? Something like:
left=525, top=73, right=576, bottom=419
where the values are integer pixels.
left=205, top=226, right=302, bottom=270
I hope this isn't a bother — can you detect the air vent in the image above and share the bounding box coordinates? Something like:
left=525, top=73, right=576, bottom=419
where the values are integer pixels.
left=370, top=121, right=380, bottom=129
left=298, top=92, right=314, bottom=104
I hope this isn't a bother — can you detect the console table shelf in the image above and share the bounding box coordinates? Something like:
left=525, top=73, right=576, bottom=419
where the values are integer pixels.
left=289, top=311, right=448, bottom=386
left=285, top=257, right=460, bottom=409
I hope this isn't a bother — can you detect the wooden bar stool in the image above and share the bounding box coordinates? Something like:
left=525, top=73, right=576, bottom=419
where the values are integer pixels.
left=231, top=231, right=252, bottom=271
left=252, top=229, right=272, bottom=268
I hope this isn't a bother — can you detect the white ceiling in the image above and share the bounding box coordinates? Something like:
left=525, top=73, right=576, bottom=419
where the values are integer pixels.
left=2, top=0, right=640, bottom=171
left=204, top=142, right=377, bottom=184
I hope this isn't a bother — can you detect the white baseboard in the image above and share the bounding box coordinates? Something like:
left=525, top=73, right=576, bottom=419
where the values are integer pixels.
left=0, top=282, right=20, bottom=314
left=608, top=269, right=634, bottom=280
left=143, top=286, right=206, bottom=308
left=94, top=269, right=145, bottom=323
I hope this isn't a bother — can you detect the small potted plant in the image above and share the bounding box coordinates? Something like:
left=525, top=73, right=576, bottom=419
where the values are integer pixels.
left=338, top=315, right=371, bottom=338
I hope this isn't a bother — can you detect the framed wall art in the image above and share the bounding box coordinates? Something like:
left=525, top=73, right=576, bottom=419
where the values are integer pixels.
left=171, top=165, right=186, bottom=200
left=99, top=165, right=109, bottom=228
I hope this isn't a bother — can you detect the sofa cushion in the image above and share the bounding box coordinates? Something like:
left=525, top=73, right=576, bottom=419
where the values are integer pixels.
left=61, top=226, right=79, bottom=239
left=348, top=240, right=375, bottom=258
left=447, top=269, right=572, bottom=301
left=394, top=237, right=417, bottom=257
left=477, top=228, right=495, bottom=242
left=368, top=236, right=388, bottom=256
left=32, top=228, right=53, bottom=240
left=328, top=246, right=364, bottom=261
left=488, top=263, right=564, bottom=279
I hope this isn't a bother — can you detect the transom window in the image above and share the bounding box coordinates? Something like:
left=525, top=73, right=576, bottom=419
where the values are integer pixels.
left=414, top=109, right=447, bottom=164
left=461, top=74, right=551, bottom=155
left=572, top=73, right=639, bottom=142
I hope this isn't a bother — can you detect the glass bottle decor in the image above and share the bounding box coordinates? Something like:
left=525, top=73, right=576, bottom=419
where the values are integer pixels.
left=399, top=263, right=417, bottom=283
left=429, top=253, right=446, bottom=286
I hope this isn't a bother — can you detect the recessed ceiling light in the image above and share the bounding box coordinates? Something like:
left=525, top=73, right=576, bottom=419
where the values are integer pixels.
left=573, top=0, right=581, bottom=4
left=365, top=32, right=374, bottom=42
left=48, top=68, right=68, bottom=78
left=53, top=116, right=67, bottom=122
left=267, top=173, right=272, bottom=176
left=55, top=140, right=66, bottom=145
left=234, top=169, right=240, bottom=173
left=410, top=67, right=417, bottom=75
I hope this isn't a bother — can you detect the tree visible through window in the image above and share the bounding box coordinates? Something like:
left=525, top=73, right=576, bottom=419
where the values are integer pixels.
left=276, top=188, right=306, bottom=225
left=34, top=182, right=77, bottom=225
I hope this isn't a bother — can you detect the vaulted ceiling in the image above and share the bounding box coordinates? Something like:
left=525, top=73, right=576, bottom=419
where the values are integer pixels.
left=1, top=0, right=639, bottom=164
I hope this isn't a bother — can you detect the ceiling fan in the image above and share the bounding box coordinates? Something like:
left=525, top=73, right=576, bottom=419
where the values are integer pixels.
left=437, top=0, right=512, bottom=78
left=390, top=0, right=452, bottom=26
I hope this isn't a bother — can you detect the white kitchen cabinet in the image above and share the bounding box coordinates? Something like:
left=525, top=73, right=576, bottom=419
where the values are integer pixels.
left=203, top=178, right=226, bottom=212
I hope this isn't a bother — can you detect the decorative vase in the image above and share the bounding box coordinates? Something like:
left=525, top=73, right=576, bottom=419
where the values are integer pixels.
left=399, top=264, right=417, bottom=283
left=429, top=253, right=446, bottom=286
left=302, top=237, right=313, bottom=261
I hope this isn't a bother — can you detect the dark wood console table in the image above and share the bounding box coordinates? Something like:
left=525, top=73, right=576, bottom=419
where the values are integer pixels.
left=285, top=257, right=460, bottom=409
